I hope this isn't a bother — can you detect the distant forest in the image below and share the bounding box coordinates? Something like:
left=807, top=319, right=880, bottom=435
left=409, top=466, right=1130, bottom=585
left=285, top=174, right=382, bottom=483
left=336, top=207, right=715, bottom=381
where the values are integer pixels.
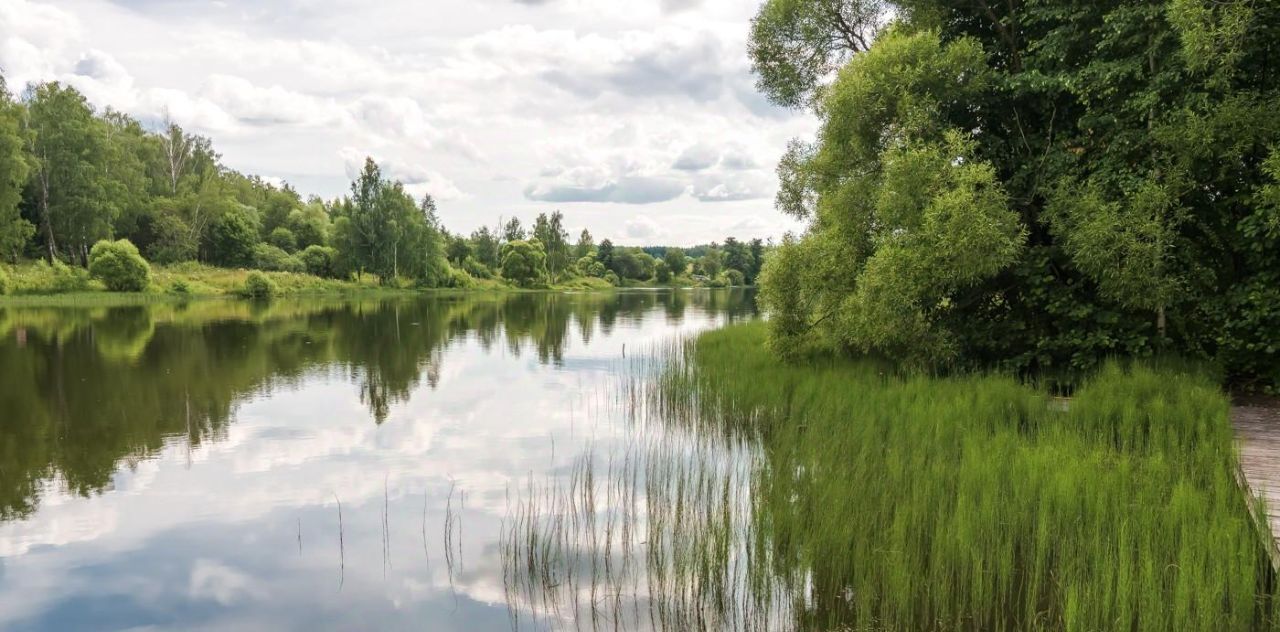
left=0, top=77, right=768, bottom=290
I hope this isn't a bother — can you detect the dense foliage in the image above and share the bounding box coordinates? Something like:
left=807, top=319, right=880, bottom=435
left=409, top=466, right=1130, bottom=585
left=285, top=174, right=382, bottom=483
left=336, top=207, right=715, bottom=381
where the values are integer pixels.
left=751, top=0, right=1280, bottom=389
left=87, top=239, right=151, bottom=292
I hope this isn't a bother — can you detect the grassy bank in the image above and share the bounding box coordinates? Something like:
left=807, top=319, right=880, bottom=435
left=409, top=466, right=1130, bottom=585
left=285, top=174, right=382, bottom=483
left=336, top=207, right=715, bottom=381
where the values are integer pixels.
left=0, top=261, right=710, bottom=305
left=650, top=322, right=1276, bottom=631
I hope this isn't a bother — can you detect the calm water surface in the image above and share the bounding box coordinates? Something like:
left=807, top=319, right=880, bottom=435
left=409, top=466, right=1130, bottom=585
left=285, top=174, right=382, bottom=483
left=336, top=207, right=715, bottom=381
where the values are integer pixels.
left=0, top=290, right=758, bottom=631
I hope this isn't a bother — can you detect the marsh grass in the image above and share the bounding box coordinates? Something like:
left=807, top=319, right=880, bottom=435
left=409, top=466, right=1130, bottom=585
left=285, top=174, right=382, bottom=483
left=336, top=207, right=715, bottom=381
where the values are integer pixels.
left=504, top=321, right=1280, bottom=631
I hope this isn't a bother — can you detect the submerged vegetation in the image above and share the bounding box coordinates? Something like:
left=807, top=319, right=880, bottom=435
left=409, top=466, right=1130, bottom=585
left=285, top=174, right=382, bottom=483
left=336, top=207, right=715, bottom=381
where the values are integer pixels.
left=504, top=322, right=1279, bottom=631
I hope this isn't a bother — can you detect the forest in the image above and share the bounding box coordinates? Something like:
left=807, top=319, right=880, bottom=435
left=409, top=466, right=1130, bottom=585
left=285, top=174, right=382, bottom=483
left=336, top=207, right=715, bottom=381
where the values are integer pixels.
left=752, top=0, right=1280, bottom=390
left=0, top=77, right=766, bottom=298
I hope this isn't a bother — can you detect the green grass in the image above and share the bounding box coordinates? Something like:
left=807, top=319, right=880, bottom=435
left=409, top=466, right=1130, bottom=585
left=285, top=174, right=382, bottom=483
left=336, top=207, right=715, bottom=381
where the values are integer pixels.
left=0, top=260, right=715, bottom=305
left=649, top=321, right=1277, bottom=631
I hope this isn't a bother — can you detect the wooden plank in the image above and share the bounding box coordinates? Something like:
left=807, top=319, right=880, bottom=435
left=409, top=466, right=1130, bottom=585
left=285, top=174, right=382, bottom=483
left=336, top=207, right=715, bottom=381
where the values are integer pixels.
left=1232, top=400, right=1280, bottom=573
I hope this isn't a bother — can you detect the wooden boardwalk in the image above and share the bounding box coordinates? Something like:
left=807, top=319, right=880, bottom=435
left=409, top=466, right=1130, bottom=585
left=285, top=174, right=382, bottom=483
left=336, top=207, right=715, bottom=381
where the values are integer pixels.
left=1232, top=398, right=1280, bottom=570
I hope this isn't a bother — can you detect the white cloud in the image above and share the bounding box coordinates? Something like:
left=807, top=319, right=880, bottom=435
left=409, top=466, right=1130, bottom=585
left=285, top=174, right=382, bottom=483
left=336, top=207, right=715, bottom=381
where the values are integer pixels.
left=624, top=214, right=664, bottom=239
left=0, top=0, right=817, bottom=243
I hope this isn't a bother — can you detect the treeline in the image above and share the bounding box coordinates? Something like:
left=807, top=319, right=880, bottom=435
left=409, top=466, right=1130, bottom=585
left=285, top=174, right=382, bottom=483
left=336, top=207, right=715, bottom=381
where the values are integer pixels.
left=0, top=77, right=765, bottom=292
left=750, top=0, right=1280, bottom=389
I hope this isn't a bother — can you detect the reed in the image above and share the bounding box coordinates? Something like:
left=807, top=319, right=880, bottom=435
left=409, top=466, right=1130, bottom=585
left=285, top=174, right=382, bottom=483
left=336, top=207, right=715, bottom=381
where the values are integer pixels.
left=503, top=321, right=1280, bottom=631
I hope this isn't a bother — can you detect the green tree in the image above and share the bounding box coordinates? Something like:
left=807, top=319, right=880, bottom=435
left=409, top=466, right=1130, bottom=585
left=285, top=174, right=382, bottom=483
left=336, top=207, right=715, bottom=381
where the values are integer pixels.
left=723, top=237, right=754, bottom=278
left=655, top=260, right=672, bottom=283
left=446, top=234, right=472, bottom=264
left=471, top=226, right=500, bottom=269
left=23, top=82, right=116, bottom=263
left=268, top=226, right=297, bottom=252
left=533, top=211, right=571, bottom=280
left=597, top=239, right=615, bottom=270
left=574, top=228, right=594, bottom=259
left=0, top=79, right=32, bottom=261
left=500, top=239, right=547, bottom=287
left=335, top=159, right=448, bottom=285
left=502, top=217, right=526, bottom=242
left=748, top=0, right=886, bottom=108
left=205, top=205, right=260, bottom=267
left=662, top=248, right=687, bottom=277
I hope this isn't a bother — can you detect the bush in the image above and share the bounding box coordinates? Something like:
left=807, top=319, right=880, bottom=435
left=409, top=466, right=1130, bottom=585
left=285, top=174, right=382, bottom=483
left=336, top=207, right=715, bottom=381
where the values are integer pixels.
left=462, top=256, right=492, bottom=279
left=724, top=269, right=745, bottom=286
left=252, top=243, right=303, bottom=273
left=0, top=266, right=8, bottom=295
left=89, top=239, right=152, bottom=292
left=268, top=227, right=297, bottom=252
left=170, top=279, right=191, bottom=295
left=299, top=245, right=338, bottom=278
left=241, top=271, right=277, bottom=299
left=445, top=266, right=474, bottom=289
left=604, top=271, right=621, bottom=286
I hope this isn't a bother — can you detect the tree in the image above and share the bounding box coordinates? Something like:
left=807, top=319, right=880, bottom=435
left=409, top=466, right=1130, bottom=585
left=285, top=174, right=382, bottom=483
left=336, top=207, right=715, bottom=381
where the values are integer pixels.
left=23, top=82, right=116, bottom=263
left=698, top=246, right=723, bottom=278
left=747, top=239, right=766, bottom=284
left=533, top=211, right=570, bottom=280
left=662, top=248, right=687, bottom=277
left=750, top=0, right=1280, bottom=386
left=500, top=239, right=547, bottom=287
left=471, top=226, right=500, bottom=269
left=205, top=205, right=260, bottom=267
left=723, top=237, right=754, bottom=278
left=502, top=217, right=526, bottom=242
left=597, top=239, right=615, bottom=270
left=286, top=201, right=330, bottom=249
left=0, top=79, right=32, bottom=261
left=446, top=234, right=472, bottom=264
left=336, top=158, right=448, bottom=285
left=268, top=226, right=297, bottom=252
left=655, top=260, right=672, bottom=283
left=575, top=229, right=594, bottom=259
left=748, top=0, right=887, bottom=109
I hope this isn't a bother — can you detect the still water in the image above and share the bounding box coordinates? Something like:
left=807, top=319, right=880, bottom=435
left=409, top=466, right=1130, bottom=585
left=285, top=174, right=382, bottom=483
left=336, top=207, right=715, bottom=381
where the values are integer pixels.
left=0, top=290, right=758, bottom=631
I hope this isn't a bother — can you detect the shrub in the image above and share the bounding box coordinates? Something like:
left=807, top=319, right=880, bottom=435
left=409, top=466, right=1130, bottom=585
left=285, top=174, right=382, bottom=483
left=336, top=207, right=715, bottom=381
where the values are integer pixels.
left=252, top=243, right=303, bottom=273
left=0, top=266, right=8, bottom=295
left=462, top=256, right=492, bottom=279
left=604, top=271, right=621, bottom=286
left=299, top=245, right=338, bottom=278
left=89, top=239, right=152, bottom=292
left=170, top=279, right=191, bottom=295
left=445, top=267, right=474, bottom=289
left=241, top=271, right=277, bottom=299
left=268, top=227, right=298, bottom=252
left=724, top=269, right=745, bottom=286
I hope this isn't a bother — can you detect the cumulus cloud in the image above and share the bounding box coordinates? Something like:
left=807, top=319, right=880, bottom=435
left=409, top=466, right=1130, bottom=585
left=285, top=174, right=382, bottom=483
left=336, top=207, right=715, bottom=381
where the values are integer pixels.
left=672, top=143, right=718, bottom=171
left=525, top=176, right=684, bottom=205
left=0, top=0, right=815, bottom=243
left=624, top=214, right=663, bottom=239
left=691, top=171, right=772, bottom=202
left=339, top=147, right=468, bottom=201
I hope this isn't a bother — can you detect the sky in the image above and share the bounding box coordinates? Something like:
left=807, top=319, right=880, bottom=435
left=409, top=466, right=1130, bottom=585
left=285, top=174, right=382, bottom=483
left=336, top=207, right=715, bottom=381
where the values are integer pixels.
left=0, top=0, right=814, bottom=246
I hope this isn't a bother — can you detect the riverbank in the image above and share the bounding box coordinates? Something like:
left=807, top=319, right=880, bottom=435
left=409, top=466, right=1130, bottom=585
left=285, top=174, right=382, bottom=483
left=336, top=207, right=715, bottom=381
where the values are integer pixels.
left=0, top=261, right=728, bottom=306
left=658, top=322, right=1276, bottom=630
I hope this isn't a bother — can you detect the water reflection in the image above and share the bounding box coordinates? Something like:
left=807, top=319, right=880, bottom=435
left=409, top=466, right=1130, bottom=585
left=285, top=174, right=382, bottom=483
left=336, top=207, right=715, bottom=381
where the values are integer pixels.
left=0, top=289, right=754, bottom=631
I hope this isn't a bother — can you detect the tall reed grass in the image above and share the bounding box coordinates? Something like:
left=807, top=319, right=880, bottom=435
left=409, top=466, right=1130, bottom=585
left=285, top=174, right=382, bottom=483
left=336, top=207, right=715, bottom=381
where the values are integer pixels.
left=504, top=321, right=1278, bottom=631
